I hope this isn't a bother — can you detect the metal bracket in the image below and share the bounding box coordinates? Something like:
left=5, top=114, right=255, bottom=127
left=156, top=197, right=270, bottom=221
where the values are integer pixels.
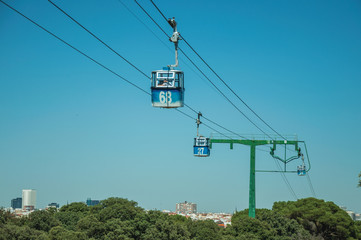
left=196, top=112, right=202, bottom=137
left=167, top=18, right=181, bottom=68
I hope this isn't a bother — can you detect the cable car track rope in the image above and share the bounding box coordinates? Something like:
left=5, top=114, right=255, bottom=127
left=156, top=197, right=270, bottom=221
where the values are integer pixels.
left=48, top=0, right=149, bottom=80
left=302, top=142, right=316, bottom=197
left=274, top=157, right=298, bottom=200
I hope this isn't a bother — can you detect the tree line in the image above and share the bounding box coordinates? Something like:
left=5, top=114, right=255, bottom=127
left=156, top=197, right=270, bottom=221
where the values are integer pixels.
left=1, top=197, right=360, bottom=240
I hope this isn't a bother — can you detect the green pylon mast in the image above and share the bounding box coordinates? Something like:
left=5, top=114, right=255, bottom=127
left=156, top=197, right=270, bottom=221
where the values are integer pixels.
left=209, top=138, right=310, bottom=218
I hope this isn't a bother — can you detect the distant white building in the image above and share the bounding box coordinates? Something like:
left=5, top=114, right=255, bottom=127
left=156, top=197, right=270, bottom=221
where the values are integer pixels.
left=176, top=201, right=197, bottom=214
left=346, top=210, right=356, bottom=221
left=22, top=189, right=36, bottom=211
left=340, top=206, right=358, bottom=221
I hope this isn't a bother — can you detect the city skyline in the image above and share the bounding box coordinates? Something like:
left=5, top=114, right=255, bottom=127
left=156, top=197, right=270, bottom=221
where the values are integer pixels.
left=4, top=190, right=361, bottom=219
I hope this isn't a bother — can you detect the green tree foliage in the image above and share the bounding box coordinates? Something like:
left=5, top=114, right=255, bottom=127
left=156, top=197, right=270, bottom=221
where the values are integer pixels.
left=226, top=212, right=276, bottom=240
left=1, top=197, right=358, bottom=240
left=358, top=172, right=361, bottom=187
left=355, top=221, right=361, bottom=235
left=0, top=208, right=12, bottom=225
left=142, top=219, right=190, bottom=240
left=91, top=197, right=144, bottom=222
left=103, top=218, right=135, bottom=240
left=55, top=211, right=83, bottom=231
left=59, top=202, right=89, bottom=214
left=224, top=208, right=318, bottom=240
left=0, top=224, right=43, bottom=240
left=48, top=226, right=87, bottom=240
left=273, top=197, right=361, bottom=239
left=187, top=219, right=221, bottom=240
left=145, top=210, right=169, bottom=225
left=77, top=214, right=105, bottom=239
left=27, top=210, right=60, bottom=232
left=253, top=209, right=312, bottom=239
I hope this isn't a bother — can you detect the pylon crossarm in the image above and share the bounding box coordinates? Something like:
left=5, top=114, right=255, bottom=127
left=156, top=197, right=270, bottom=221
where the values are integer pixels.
left=270, top=154, right=299, bottom=164
left=256, top=170, right=297, bottom=173
left=285, top=155, right=300, bottom=163
left=271, top=154, right=286, bottom=163
left=209, top=139, right=299, bottom=146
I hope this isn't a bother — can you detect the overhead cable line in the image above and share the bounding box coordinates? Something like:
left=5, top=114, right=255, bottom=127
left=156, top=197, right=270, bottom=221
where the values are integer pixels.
left=273, top=157, right=298, bottom=200
left=183, top=103, right=248, bottom=140
left=0, top=0, right=150, bottom=97
left=180, top=34, right=287, bottom=141
left=149, top=0, right=287, bottom=141
left=134, top=0, right=273, bottom=140
left=174, top=109, right=232, bottom=140
left=150, top=0, right=168, bottom=22
left=307, top=174, right=316, bottom=197
left=116, top=0, right=172, bottom=52
left=302, top=142, right=316, bottom=197
left=48, top=0, right=250, bottom=141
left=48, top=0, right=149, bottom=80
left=134, top=0, right=168, bottom=37
left=116, top=0, right=224, bottom=100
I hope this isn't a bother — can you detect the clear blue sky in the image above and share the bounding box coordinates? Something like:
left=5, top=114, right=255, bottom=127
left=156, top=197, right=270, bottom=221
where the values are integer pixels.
left=1, top=0, right=360, bottom=213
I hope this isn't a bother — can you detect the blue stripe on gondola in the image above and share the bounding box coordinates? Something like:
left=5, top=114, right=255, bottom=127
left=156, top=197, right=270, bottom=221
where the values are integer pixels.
left=151, top=88, right=184, bottom=108
left=193, top=146, right=210, bottom=157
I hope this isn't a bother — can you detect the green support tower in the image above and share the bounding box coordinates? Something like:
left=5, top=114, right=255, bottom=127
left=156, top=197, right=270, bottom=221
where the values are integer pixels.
left=209, top=138, right=310, bottom=218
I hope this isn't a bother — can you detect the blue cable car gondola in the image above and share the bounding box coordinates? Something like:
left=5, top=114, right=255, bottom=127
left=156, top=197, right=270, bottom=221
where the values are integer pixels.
left=151, top=69, right=184, bottom=108
left=194, top=136, right=210, bottom=157
left=297, top=165, right=306, bottom=176
left=193, top=112, right=210, bottom=157
left=151, top=18, right=184, bottom=108
left=297, top=155, right=306, bottom=176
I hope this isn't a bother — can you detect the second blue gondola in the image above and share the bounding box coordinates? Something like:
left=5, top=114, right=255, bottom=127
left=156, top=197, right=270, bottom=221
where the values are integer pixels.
left=193, top=137, right=210, bottom=157
left=297, top=165, right=306, bottom=176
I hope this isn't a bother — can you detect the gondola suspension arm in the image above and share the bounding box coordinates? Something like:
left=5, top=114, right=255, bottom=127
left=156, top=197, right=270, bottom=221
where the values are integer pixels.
left=167, top=18, right=181, bottom=68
